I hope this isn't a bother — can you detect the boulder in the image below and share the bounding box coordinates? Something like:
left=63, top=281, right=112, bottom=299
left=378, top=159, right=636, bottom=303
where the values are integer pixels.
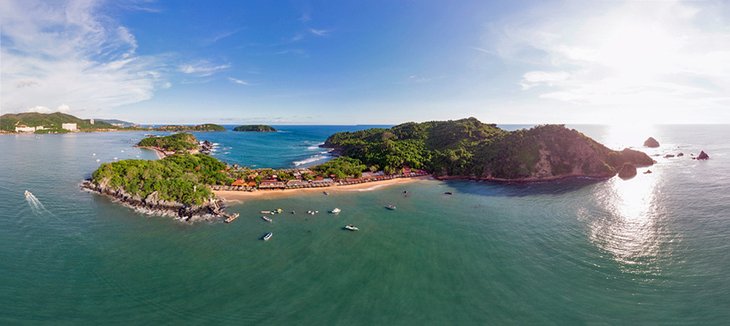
left=664, top=154, right=675, bottom=158
left=644, top=137, right=660, bottom=148
left=618, top=163, right=637, bottom=179
left=677, top=153, right=684, bottom=157
left=697, top=151, right=710, bottom=160
left=643, top=169, right=652, bottom=174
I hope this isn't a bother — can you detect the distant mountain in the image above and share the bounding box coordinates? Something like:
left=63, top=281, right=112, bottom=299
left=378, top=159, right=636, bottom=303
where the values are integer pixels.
left=96, top=119, right=137, bottom=127
left=0, top=112, right=115, bottom=132
left=154, top=124, right=226, bottom=132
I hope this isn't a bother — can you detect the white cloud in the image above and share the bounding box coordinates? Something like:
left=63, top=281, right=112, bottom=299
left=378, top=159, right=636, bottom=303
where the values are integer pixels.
left=309, top=28, right=330, bottom=37
left=227, top=77, right=249, bottom=86
left=488, top=0, right=730, bottom=123
left=0, top=0, right=166, bottom=115
left=178, top=61, right=231, bottom=77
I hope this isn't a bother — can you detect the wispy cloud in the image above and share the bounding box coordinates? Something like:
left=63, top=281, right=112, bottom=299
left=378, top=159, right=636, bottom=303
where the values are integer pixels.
left=227, top=77, right=249, bottom=86
left=178, top=61, right=231, bottom=77
left=487, top=0, right=730, bottom=121
left=0, top=0, right=166, bottom=114
left=203, top=29, right=242, bottom=45
left=309, top=28, right=330, bottom=37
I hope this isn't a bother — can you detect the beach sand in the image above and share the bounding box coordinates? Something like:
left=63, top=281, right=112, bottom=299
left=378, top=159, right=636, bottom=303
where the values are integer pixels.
left=214, top=176, right=432, bottom=203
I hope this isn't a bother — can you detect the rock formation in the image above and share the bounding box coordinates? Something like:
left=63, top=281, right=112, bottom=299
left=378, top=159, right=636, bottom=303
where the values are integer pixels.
left=643, top=137, right=660, bottom=148
left=618, top=163, right=637, bottom=179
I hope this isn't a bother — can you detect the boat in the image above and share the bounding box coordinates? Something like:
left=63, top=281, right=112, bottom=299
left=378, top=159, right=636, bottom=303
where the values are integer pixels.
left=323, top=191, right=329, bottom=196
left=262, top=232, right=273, bottom=241
left=343, top=224, right=359, bottom=231
left=24, top=190, right=31, bottom=199
left=260, top=210, right=272, bottom=214
left=224, top=213, right=239, bottom=223
left=385, top=204, right=397, bottom=210
left=276, top=208, right=283, bottom=214
left=330, top=208, right=341, bottom=214
left=444, top=192, right=453, bottom=195
left=261, top=216, right=273, bottom=223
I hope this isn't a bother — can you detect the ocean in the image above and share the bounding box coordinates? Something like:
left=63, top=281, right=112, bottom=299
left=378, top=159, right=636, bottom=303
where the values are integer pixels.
left=1, top=125, right=729, bottom=324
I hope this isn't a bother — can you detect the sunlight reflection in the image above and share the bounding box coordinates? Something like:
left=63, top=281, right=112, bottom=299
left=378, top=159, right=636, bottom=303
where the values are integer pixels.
left=602, top=123, right=657, bottom=150
left=584, top=172, right=665, bottom=274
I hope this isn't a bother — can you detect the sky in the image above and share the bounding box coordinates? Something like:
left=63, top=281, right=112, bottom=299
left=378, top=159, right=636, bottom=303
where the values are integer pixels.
left=1, top=0, right=729, bottom=124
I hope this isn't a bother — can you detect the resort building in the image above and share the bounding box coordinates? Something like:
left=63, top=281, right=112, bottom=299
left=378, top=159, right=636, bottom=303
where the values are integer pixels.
left=14, top=125, right=38, bottom=133
left=61, top=123, right=78, bottom=131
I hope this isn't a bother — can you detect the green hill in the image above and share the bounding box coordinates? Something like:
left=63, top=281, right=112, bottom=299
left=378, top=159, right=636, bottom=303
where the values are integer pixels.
left=154, top=124, right=226, bottom=132
left=323, top=117, right=654, bottom=180
left=233, top=125, right=276, bottom=132
left=0, top=112, right=115, bottom=132
left=137, top=133, right=199, bottom=152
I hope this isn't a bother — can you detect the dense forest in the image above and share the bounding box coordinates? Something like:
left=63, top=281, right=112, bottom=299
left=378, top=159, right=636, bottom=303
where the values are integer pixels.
left=323, top=118, right=654, bottom=180
left=137, top=133, right=198, bottom=152
left=233, top=125, right=276, bottom=132
left=92, top=154, right=232, bottom=205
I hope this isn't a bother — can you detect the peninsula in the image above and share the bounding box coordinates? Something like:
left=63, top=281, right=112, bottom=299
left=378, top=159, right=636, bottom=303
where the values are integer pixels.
left=233, top=125, right=276, bottom=132
left=83, top=118, right=654, bottom=222
left=0, top=112, right=119, bottom=133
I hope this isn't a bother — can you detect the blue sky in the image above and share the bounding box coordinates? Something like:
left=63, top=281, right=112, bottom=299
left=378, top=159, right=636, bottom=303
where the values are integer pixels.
left=2, top=0, right=729, bottom=124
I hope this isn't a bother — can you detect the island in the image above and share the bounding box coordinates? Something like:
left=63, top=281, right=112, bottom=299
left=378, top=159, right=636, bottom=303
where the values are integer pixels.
left=233, top=125, right=276, bottom=132
left=154, top=124, right=226, bottom=132
left=83, top=118, right=655, bottom=222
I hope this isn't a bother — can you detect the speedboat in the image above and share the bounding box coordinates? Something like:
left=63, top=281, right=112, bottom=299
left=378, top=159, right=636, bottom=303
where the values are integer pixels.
left=330, top=208, right=341, bottom=214
left=262, top=232, right=273, bottom=241
left=344, top=224, right=359, bottom=231
left=385, top=204, right=397, bottom=210
left=261, top=216, right=273, bottom=223
left=24, top=190, right=31, bottom=199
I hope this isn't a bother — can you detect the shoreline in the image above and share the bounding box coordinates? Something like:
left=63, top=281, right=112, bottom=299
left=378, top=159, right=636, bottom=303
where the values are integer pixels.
left=137, top=146, right=167, bottom=159
left=214, top=175, right=432, bottom=202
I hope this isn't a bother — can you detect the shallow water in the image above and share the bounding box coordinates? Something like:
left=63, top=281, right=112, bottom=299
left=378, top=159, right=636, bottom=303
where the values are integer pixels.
left=0, top=125, right=728, bottom=324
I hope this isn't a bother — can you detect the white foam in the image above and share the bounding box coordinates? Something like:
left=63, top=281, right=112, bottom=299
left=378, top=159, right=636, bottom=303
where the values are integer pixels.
left=307, top=142, right=325, bottom=150
left=293, top=154, right=329, bottom=166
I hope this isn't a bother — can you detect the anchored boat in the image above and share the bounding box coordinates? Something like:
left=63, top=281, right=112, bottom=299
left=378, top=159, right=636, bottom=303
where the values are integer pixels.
left=261, top=216, right=273, bottom=223
left=343, top=224, right=359, bottom=231
left=385, top=204, right=397, bottom=210
left=262, top=232, right=273, bottom=241
left=330, top=208, right=341, bottom=214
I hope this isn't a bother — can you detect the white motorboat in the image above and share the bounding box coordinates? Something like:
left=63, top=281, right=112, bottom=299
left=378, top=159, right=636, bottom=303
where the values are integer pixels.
left=261, top=216, right=273, bottom=223
left=344, top=224, right=359, bottom=231
left=330, top=208, right=341, bottom=214
left=262, top=232, right=273, bottom=241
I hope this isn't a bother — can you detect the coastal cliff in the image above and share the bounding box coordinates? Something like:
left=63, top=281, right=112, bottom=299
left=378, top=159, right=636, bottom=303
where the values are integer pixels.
left=81, top=180, right=228, bottom=222
left=323, top=118, right=654, bottom=181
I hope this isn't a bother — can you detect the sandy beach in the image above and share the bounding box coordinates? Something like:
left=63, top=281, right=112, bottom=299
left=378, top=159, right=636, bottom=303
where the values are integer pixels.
left=137, top=146, right=167, bottom=159
left=214, top=175, right=432, bottom=203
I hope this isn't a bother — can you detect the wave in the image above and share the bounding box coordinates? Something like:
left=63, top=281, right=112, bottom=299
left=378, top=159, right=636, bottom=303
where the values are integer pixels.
left=293, top=154, right=330, bottom=167
left=307, top=142, right=325, bottom=150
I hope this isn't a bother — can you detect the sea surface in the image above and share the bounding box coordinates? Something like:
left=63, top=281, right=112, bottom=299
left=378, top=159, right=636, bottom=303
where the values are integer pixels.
left=1, top=125, right=729, bottom=324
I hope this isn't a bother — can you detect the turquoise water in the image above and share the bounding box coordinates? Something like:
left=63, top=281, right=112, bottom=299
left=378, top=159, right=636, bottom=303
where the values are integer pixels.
left=1, top=125, right=729, bottom=324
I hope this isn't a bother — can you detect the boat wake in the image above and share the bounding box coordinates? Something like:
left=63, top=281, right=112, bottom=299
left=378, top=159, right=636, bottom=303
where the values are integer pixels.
left=24, top=191, right=52, bottom=216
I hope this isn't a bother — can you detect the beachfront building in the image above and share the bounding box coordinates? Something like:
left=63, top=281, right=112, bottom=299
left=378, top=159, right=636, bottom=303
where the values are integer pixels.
left=62, top=123, right=78, bottom=131
left=14, top=125, right=38, bottom=133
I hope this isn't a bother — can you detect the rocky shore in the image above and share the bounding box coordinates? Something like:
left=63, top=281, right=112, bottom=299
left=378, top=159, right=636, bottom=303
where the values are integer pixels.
left=81, top=180, right=235, bottom=223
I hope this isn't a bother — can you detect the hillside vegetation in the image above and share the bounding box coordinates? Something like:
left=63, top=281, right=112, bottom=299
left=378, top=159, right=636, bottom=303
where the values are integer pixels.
left=0, top=112, right=114, bottom=132
left=323, top=118, right=654, bottom=180
left=137, top=133, right=198, bottom=152
left=154, top=124, right=226, bottom=132
left=92, top=154, right=231, bottom=206
left=233, top=125, right=276, bottom=132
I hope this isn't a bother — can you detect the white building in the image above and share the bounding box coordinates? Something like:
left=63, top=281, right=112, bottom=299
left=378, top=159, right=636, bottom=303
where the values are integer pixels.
left=15, top=125, right=36, bottom=133
left=61, top=123, right=78, bottom=131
